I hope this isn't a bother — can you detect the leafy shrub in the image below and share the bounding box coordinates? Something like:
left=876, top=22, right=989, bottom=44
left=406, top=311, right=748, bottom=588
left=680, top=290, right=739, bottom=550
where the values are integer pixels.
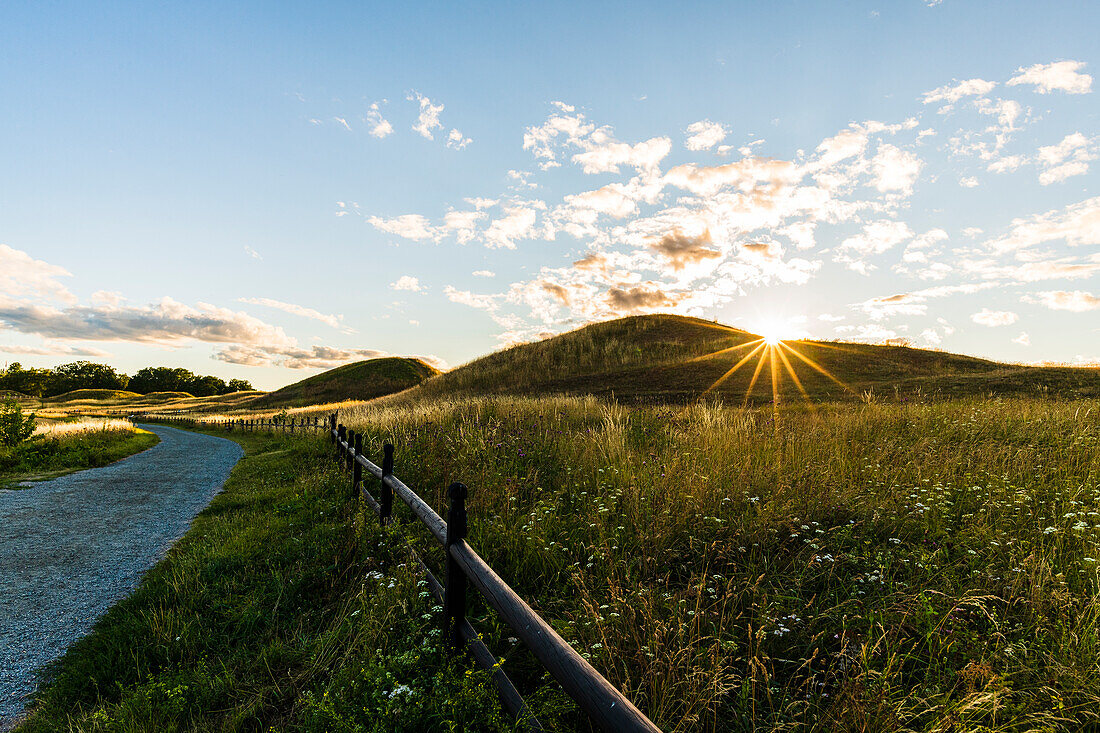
left=0, top=397, right=35, bottom=446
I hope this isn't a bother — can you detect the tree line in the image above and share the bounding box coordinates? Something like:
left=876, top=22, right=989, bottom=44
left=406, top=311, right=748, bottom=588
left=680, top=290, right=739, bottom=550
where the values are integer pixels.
left=0, top=361, right=253, bottom=398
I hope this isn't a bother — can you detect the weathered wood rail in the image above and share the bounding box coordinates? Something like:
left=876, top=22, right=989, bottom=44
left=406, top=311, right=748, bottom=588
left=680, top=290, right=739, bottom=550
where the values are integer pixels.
left=146, top=412, right=662, bottom=733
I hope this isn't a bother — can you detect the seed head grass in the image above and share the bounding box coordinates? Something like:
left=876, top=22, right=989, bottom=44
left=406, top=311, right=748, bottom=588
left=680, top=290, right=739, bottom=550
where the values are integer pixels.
left=336, top=395, right=1100, bottom=731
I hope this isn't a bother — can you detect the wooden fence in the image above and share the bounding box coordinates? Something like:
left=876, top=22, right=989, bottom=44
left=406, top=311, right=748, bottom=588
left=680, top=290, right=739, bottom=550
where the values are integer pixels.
left=145, top=413, right=662, bottom=733
left=147, top=415, right=328, bottom=433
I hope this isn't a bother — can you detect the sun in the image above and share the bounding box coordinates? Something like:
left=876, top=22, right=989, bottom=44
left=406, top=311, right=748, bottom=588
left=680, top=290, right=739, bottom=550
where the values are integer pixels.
left=688, top=317, right=858, bottom=410
left=761, top=331, right=783, bottom=346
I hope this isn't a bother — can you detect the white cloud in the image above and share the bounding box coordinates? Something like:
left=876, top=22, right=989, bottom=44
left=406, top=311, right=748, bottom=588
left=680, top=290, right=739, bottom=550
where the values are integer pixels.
left=447, top=128, right=472, bottom=150
left=836, top=220, right=913, bottom=273
left=390, top=275, right=422, bottom=292
left=442, top=209, right=485, bottom=244
left=1007, top=60, right=1093, bottom=95
left=243, top=245, right=263, bottom=260
left=368, top=214, right=440, bottom=241
left=472, top=270, right=495, bottom=278
left=871, top=144, right=923, bottom=194
left=333, top=116, right=352, bottom=131
left=0, top=244, right=76, bottom=304
left=971, top=308, right=1018, bottom=327
left=684, top=119, right=728, bottom=151
left=239, top=297, right=350, bottom=332
left=1036, top=132, right=1096, bottom=185
left=986, top=196, right=1100, bottom=252
left=484, top=205, right=539, bottom=249
left=1022, top=290, right=1100, bottom=312
left=0, top=342, right=112, bottom=358
left=959, top=176, right=979, bottom=188
left=572, top=135, right=671, bottom=174
left=1013, top=332, right=1031, bottom=346
left=409, top=92, right=445, bottom=140
left=0, top=296, right=294, bottom=347
left=561, top=184, right=638, bottom=219
left=215, top=344, right=387, bottom=370
left=922, top=78, right=996, bottom=109
left=366, top=102, right=394, bottom=138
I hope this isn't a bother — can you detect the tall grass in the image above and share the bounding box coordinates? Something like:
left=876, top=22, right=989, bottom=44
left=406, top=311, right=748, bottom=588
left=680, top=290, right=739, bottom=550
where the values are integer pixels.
left=33, top=417, right=136, bottom=437
left=335, top=396, right=1100, bottom=731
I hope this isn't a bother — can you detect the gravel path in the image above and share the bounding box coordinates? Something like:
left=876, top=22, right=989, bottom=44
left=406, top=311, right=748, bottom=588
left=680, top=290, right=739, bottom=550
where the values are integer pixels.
left=0, top=424, right=242, bottom=730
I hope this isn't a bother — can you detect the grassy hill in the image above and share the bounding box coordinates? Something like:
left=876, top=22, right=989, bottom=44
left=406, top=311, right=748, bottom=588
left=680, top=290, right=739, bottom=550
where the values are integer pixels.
left=251, top=357, right=440, bottom=408
left=401, top=314, right=1100, bottom=404
left=42, top=389, right=142, bottom=403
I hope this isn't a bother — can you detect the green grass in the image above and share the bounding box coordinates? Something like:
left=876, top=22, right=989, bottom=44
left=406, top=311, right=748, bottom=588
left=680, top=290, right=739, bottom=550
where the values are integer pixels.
left=251, top=357, right=440, bottom=409
left=0, top=428, right=159, bottom=487
left=42, top=389, right=143, bottom=403
left=396, top=314, right=1100, bottom=404
left=15, top=428, right=567, bottom=732
left=333, top=395, right=1100, bottom=731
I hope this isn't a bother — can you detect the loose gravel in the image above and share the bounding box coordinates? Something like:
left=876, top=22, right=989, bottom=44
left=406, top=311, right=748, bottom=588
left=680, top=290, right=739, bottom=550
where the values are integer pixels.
left=0, top=424, right=242, bottom=730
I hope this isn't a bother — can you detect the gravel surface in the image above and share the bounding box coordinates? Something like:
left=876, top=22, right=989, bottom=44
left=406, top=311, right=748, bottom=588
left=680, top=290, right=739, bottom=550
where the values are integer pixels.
left=0, top=424, right=242, bottom=730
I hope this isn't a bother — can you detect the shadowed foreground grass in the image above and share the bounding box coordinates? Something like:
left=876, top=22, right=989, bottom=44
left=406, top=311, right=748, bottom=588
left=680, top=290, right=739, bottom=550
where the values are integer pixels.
left=16, top=429, right=544, bottom=732
left=336, top=395, right=1100, bottom=731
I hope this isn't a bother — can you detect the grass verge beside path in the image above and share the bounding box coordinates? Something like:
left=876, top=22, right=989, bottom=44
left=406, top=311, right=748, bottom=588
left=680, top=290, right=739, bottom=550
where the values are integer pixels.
left=0, top=429, right=159, bottom=488
left=16, top=427, right=536, bottom=732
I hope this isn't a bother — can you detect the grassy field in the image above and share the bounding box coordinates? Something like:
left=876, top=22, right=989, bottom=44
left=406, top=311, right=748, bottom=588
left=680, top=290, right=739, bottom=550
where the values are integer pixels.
left=1, top=419, right=158, bottom=487
left=16, top=314, right=1100, bottom=730
left=15, top=428, right=565, bottom=732
left=327, top=395, right=1100, bottom=731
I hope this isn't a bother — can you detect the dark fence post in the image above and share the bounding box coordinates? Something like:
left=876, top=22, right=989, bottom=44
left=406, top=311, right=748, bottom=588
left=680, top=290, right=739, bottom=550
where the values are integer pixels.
left=290, top=417, right=296, bottom=434
left=444, top=482, right=469, bottom=654
left=352, top=434, right=363, bottom=496
left=337, top=424, right=346, bottom=461
left=380, top=443, right=394, bottom=524
left=346, top=429, right=356, bottom=470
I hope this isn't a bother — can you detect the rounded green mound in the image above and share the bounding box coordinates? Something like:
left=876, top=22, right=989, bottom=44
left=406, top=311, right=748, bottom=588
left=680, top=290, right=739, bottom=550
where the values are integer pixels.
left=252, top=357, right=439, bottom=408
left=44, top=389, right=143, bottom=403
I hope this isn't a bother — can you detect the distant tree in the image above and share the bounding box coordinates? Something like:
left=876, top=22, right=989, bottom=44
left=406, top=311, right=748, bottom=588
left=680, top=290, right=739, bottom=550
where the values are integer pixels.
left=0, top=363, right=55, bottom=397
left=129, top=367, right=196, bottom=394
left=52, top=361, right=129, bottom=393
left=227, top=379, right=253, bottom=393
left=0, top=398, right=35, bottom=446
left=186, top=375, right=227, bottom=397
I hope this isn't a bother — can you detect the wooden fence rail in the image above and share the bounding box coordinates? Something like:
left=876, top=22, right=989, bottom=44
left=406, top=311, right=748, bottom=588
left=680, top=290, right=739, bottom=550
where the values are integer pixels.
left=142, top=412, right=662, bottom=733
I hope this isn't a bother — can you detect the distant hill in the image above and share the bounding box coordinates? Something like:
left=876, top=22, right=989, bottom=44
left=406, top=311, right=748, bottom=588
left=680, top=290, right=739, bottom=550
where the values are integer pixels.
left=251, top=357, right=440, bottom=408
left=401, top=314, right=1100, bottom=404
left=43, top=389, right=143, bottom=403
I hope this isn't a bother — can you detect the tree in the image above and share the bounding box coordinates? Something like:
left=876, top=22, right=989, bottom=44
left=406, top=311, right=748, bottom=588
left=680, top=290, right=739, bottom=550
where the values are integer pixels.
left=0, top=363, right=55, bottom=397
left=227, top=379, right=253, bottom=393
left=186, top=375, right=227, bottom=397
left=52, top=361, right=129, bottom=393
left=0, top=398, right=35, bottom=446
left=128, top=367, right=196, bottom=394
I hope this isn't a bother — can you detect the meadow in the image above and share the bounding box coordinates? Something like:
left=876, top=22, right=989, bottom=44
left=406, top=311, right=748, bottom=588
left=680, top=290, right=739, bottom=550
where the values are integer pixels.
left=0, top=416, right=157, bottom=487
left=329, top=394, right=1100, bottom=731
left=17, top=393, right=1100, bottom=731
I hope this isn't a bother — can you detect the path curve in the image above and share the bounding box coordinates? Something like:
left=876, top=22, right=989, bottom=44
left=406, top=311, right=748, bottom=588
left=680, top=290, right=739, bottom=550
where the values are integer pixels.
left=0, top=424, right=243, bottom=730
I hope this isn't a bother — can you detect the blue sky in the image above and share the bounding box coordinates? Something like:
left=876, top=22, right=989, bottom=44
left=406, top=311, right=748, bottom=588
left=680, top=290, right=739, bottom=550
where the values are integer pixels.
left=1, top=1, right=1098, bottom=389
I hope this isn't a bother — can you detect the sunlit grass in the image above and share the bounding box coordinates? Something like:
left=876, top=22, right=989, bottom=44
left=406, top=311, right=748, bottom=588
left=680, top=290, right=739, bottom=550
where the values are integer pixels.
left=33, top=417, right=136, bottom=437
left=334, top=395, right=1100, bottom=731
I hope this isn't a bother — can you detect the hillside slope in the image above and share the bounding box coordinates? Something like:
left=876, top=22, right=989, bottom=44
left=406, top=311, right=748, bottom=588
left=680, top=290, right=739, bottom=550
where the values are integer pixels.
left=252, top=357, right=440, bottom=408
left=402, top=314, right=1100, bottom=404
